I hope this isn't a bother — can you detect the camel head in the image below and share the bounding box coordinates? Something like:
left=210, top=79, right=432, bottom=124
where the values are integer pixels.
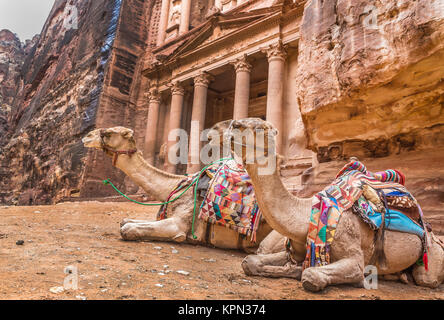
left=412, top=236, right=444, bottom=288
left=82, top=127, right=136, bottom=156
left=209, top=118, right=278, bottom=164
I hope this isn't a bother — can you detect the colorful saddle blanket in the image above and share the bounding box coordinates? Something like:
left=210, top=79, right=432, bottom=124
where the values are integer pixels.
left=199, top=160, right=262, bottom=242
left=303, top=161, right=427, bottom=270
left=157, top=160, right=262, bottom=242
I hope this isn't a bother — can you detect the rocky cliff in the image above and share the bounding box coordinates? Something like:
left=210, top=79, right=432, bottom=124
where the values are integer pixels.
left=0, top=0, right=155, bottom=205
left=295, top=0, right=444, bottom=233
left=0, top=0, right=126, bottom=205
left=296, top=0, right=444, bottom=157
left=0, top=30, right=30, bottom=139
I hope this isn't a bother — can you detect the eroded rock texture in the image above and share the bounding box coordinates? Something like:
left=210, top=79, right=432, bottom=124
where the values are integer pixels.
left=0, top=0, right=154, bottom=205
left=78, top=0, right=154, bottom=198
left=297, top=0, right=444, bottom=154
left=0, top=0, right=126, bottom=205
left=0, top=30, right=26, bottom=139
left=295, top=0, right=444, bottom=232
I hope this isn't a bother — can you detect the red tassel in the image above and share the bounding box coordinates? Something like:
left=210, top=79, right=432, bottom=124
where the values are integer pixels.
left=423, top=253, right=429, bottom=271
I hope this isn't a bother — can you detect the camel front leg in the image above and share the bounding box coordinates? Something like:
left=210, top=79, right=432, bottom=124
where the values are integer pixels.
left=242, top=252, right=302, bottom=279
left=301, top=257, right=364, bottom=292
left=120, top=219, right=151, bottom=228
left=120, top=217, right=187, bottom=243
left=257, top=230, right=287, bottom=255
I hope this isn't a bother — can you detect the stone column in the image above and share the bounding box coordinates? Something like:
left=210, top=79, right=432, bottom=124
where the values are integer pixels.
left=264, top=41, right=287, bottom=153
left=187, top=72, right=213, bottom=173
left=166, top=81, right=185, bottom=173
left=157, top=0, right=171, bottom=46
left=179, top=0, right=192, bottom=35
left=144, top=86, right=161, bottom=165
left=232, top=55, right=252, bottom=120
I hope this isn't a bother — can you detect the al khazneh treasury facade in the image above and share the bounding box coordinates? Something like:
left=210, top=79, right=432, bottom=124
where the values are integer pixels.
left=140, top=0, right=312, bottom=175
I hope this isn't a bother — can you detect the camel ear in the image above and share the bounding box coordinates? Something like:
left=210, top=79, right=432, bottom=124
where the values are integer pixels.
left=121, top=128, right=134, bottom=139
left=271, top=128, right=279, bottom=137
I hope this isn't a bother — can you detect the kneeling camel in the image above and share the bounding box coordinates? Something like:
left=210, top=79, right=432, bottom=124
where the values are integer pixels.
left=209, top=118, right=444, bottom=291
left=82, top=127, right=281, bottom=253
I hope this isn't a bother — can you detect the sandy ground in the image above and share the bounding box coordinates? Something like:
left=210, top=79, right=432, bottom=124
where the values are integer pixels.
left=0, top=202, right=442, bottom=300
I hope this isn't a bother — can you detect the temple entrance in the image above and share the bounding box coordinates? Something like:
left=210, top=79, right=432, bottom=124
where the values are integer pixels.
left=205, top=54, right=269, bottom=130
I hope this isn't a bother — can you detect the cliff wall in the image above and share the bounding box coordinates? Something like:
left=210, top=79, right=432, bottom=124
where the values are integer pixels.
left=295, top=0, right=444, bottom=233
left=0, top=0, right=126, bottom=204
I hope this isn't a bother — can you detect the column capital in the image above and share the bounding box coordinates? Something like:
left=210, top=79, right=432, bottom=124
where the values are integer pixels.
left=262, top=41, right=287, bottom=62
left=232, top=55, right=252, bottom=73
left=194, top=72, right=214, bottom=88
left=144, top=85, right=161, bottom=103
left=168, top=81, right=185, bottom=96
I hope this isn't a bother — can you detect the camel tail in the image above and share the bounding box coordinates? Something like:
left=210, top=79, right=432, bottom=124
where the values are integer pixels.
left=369, top=208, right=387, bottom=269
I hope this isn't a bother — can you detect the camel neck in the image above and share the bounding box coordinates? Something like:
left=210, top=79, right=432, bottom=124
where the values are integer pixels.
left=245, top=161, right=312, bottom=247
left=115, top=152, right=185, bottom=201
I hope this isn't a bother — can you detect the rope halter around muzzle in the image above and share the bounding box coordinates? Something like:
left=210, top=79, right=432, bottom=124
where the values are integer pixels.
left=100, top=129, right=138, bottom=166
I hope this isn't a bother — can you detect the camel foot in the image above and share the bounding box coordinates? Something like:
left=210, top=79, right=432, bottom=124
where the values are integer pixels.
left=242, top=252, right=302, bottom=279
left=120, top=221, right=187, bottom=243
left=242, top=256, right=256, bottom=276
left=120, top=219, right=130, bottom=228
left=120, top=223, right=143, bottom=241
left=301, top=268, right=329, bottom=292
left=399, top=272, right=409, bottom=285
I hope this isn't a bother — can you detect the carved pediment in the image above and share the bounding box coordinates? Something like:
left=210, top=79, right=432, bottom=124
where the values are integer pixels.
left=158, top=7, right=282, bottom=63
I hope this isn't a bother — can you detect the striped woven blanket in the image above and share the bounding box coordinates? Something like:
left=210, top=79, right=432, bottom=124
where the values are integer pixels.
left=199, top=160, right=262, bottom=242
left=157, top=160, right=262, bottom=242
left=303, top=161, right=426, bottom=270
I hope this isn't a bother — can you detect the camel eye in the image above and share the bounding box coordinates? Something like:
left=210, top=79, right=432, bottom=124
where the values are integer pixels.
left=101, top=131, right=111, bottom=139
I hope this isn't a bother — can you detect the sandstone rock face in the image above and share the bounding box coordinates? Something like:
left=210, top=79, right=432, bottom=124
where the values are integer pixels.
left=0, top=0, right=128, bottom=205
left=78, top=0, right=154, bottom=198
left=296, top=0, right=444, bottom=155
left=294, top=0, right=444, bottom=233
left=0, top=30, right=25, bottom=139
left=0, top=0, right=155, bottom=205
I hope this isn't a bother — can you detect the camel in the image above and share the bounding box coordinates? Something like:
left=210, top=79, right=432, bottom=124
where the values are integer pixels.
left=209, top=118, right=444, bottom=291
left=82, top=126, right=279, bottom=253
